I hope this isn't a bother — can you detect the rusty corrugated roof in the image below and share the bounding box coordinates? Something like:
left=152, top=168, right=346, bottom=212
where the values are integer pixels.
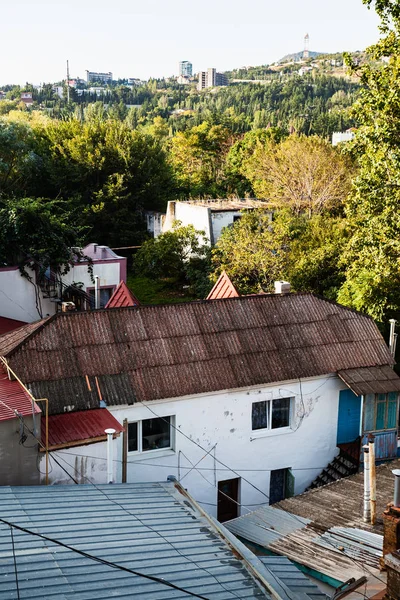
left=0, top=318, right=50, bottom=355
left=44, top=408, right=124, bottom=449
left=0, top=294, right=395, bottom=414
left=206, top=271, right=240, bottom=300
left=338, top=365, right=400, bottom=395
left=105, top=280, right=140, bottom=308
left=0, top=365, right=41, bottom=422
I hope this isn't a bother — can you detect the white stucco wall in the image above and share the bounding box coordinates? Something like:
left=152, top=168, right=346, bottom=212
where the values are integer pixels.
left=69, top=261, right=122, bottom=293
left=211, top=211, right=243, bottom=243
left=163, top=202, right=212, bottom=243
left=0, top=267, right=55, bottom=322
left=103, top=374, right=344, bottom=518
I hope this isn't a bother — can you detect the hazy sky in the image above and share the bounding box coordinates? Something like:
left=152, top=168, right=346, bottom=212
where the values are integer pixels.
left=2, top=0, right=380, bottom=85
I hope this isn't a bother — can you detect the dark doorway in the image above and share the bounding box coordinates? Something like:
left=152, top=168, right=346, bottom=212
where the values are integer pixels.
left=269, top=468, right=294, bottom=505
left=217, top=478, right=240, bottom=522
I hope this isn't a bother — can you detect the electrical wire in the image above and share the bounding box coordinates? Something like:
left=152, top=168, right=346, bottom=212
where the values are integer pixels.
left=9, top=525, right=20, bottom=600
left=53, top=452, right=245, bottom=600
left=0, top=517, right=209, bottom=600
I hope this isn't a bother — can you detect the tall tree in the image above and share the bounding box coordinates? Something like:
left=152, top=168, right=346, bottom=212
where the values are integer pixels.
left=337, top=0, right=400, bottom=321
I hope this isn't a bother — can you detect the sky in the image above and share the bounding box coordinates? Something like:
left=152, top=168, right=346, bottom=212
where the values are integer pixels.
left=1, top=0, right=381, bottom=85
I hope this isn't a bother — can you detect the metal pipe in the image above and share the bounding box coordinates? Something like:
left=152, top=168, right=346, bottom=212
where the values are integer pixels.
left=393, top=469, right=400, bottom=508
left=369, top=436, right=376, bottom=525
left=94, top=276, right=100, bottom=309
left=363, top=445, right=371, bottom=523
left=389, top=319, right=397, bottom=357
left=105, top=428, right=116, bottom=484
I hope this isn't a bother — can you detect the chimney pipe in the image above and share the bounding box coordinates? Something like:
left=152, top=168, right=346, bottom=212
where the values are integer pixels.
left=389, top=319, right=397, bottom=358
left=94, top=275, right=100, bottom=309
left=274, top=281, right=291, bottom=294
left=369, top=435, right=376, bottom=525
left=363, top=445, right=371, bottom=523
left=393, top=470, right=400, bottom=508
left=105, top=428, right=116, bottom=484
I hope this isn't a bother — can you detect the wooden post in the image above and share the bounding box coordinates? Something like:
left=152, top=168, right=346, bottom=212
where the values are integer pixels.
left=122, top=419, right=128, bottom=483
left=369, top=434, right=376, bottom=525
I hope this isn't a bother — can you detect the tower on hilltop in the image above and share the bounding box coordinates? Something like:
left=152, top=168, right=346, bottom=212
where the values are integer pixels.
left=303, top=33, right=310, bottom=59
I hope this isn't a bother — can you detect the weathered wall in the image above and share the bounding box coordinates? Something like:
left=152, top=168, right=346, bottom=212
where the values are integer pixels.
left=163, top=202, right=212, bottom=243
left=0, top=267, right=54, bottom=322
left=0, top=415, right=41, bottom=485
left=211, top=211, right=243, bottom=243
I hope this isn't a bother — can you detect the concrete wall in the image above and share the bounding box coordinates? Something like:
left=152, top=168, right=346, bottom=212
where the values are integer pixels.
left=163, top=202, right=212, bottom=243
left=49, top=375, right=344, bottom=516
left=0, top=415, right=41, bottom=485
left=211, top=211, right=243, bottom=243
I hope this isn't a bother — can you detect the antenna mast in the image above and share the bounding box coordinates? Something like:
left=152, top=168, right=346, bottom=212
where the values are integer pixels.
left=303, top=33, right=310, bottom=59
left=66, top=60, right=70, bottom=103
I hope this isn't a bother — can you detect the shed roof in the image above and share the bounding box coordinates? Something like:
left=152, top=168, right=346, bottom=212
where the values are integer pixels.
left=0, top=365, right=40, bottom=423
left=105, top=280, right=140, bottom=308
left=0, top=481, right=300, bottom=600
left=44, top=408, right=124, bottom=449
left=0, top=317, right=27, bottom=336
left=338, top=365, right=400, bottom=395
left=0, top=293, right=395, bottom=415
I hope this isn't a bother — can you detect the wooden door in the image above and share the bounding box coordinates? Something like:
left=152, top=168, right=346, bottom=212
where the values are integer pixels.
left=217, top=478, right=239, bottom=522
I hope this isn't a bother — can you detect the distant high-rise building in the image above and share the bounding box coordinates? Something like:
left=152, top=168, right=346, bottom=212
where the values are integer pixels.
left=179, top=61, right=193, bottom=77
left=86, top=70, right=113, bottom=84
left=198, top=68, right=228, bottom=90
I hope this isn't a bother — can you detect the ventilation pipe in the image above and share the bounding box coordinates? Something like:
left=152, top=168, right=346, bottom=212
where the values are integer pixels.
left=94, top=275, right=100, bottom=309
left=369, top=435, right=376, bottom=525
left=389, top=319, right=398, bottom=358
left=393, top=470, right=400, bottom=508
left=105, top=428, right=116, bottom=484
left=363, top=445, right=371, bottom=523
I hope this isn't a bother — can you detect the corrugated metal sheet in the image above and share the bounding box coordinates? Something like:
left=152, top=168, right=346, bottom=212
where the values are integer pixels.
left=0, top=365, right=41, bottom=422
left=0, top=482, right=274, bottom=600
left=313, top=527, right=383, bottom=569
left=338, top=365, right=400, bottom=395
left=105, top=281, right=140, bottom=308
left=225, top=505, right=310, bottom=547
left=0, top=294, right=394, bottom=414
left=44, top=408, right=124, bottom=448
left=259, top=556, right=328, bottom=600
left=207, top=272, right=240, bottom=300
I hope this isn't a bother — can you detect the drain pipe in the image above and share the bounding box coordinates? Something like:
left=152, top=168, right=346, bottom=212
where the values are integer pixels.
left=363, top=445, right=371, bottom=523
left=393, top=469, right=400, bottom=508
left=369, top=435, right=376, bottom=525
left=105, top=428, right=116, bottom=484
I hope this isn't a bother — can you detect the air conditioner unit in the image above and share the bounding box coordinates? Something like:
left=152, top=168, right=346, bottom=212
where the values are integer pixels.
left=62, top=301, right=76, bottom=312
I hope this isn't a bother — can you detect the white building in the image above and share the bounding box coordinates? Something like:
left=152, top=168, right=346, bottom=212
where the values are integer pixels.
left=179, top=60, right=193, bottom=77
left=332, top=130, right=355, bottom=146
left=0, top=243, right=127, bottom=322
left=2, top=292, right=399, bottom=522
left=163, top=199, right=272, bottom=245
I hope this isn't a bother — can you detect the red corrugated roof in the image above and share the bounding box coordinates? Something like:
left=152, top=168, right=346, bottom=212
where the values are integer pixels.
left=0, top=365, right=41, bottom=422
left=207, top=271, right=240, bottom=300
left=44, top=408, right=124, bottom=448
left=0, top=317, right=28, bottom=336
left=105, top=281, right=140, bottom=308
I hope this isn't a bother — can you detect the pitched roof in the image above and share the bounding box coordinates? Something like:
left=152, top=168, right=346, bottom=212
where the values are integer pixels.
left=0, top=481, right=288, bottom=600
left=105, top=280, right=140, bottom=308
left=206, top=271, right=240, bottom=300
left=44, top=408, right=124, bottom=449
left=0, top=365, right=41, bottom=423
left=0, top=318, right=49, bottom=355
left=0, top=294, right=395, bottom=415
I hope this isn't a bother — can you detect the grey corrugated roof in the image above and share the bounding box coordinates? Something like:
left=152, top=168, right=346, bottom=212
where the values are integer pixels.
left=0, top=481, right=284, bottom=600
left=259, top=556, right=328, bottom=600
left=0, top=294, right=395, bottom=415
left=338, top=365, right=400, bottom=395
left=224, top=505, right=310, bottom=547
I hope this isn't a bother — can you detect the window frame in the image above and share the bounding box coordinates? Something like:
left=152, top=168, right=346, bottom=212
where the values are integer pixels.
left=127, top=416, right=175, bottom=454
left=363, top=392, right=398, bottom=433
left=251, top=398, right=293, bottom=432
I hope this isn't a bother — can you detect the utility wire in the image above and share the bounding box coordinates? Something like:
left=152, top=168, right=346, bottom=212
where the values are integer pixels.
left=9, top=525, right=20, bottom=600
left=0, top=517, right=209, bottom=600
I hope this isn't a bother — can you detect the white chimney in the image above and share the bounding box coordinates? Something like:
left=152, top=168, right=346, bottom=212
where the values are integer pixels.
left=363, top=445, right=371, bottom=523
left=389, top=319, right=397, bottom=358
left=105, top=428, right=116, bottom=484
left=94, top=276, right=100, bottom=309
left=274, top=281, right=291, bottom=294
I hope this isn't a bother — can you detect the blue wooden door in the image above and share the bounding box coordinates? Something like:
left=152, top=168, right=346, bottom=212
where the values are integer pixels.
left=337, top=389, right=361, bottom=444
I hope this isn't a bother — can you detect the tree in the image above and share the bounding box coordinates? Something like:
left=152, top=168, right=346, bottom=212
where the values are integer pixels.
left=243, top=134, right=353, bottom=215
left=337, top=0, right=400, bottom=321
left=134, top=221, right=210, bottom=289
left=0, top=120, right=40, bottom=197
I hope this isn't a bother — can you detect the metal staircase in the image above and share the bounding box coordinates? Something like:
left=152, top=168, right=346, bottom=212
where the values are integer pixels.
left=306, top=447, right=360, bottom=491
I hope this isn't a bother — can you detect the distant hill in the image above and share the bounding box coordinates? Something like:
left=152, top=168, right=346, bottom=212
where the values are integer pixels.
left=278, top=50, right=323, bottom=63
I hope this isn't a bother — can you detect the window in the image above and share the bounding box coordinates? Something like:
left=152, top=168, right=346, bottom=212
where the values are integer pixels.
left=364, top=392, right=398, bottom=432
left=89, top=287, right=114, bottom=309
left=269, top=468, right=295, bottom=505
left=128, top=417, right=173, bottom=453
left=252, top=398, right=292, bottom=431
